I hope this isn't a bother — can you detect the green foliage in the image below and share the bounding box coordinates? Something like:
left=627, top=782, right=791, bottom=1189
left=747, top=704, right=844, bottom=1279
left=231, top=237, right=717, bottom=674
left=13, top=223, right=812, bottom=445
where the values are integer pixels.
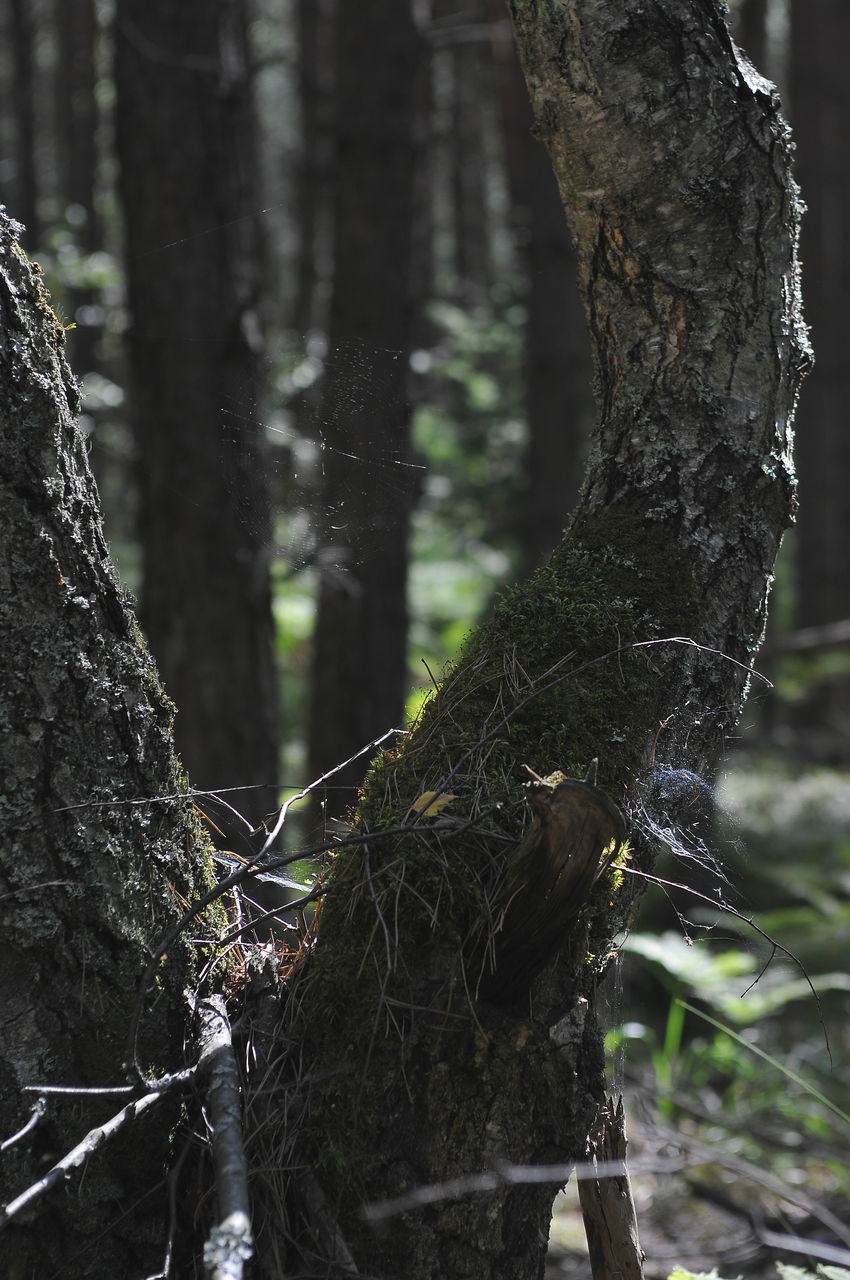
left=667, top=1270, right=729, bottom=1280
left=667, top=1267, right=850, bottom=1280
left=408, top=300, right=527, bottom=694
left=612, top=760, right=850, bottom=1261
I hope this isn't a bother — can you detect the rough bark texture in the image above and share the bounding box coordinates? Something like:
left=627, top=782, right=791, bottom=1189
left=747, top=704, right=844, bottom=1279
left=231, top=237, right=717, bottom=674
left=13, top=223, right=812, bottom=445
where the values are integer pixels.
left=277, top=4, right=808, bottom=1278
left=306, top=0, right=423, bottom=820
left=115, top=0, right=279, bottom=824
left=0, top=212, right=212, bottom=1276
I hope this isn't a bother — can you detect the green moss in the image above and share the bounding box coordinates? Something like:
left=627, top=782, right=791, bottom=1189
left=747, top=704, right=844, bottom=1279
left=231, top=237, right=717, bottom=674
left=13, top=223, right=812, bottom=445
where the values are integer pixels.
left=310, top=504, right=695, bottom=993
left=290, top=501, right=698, bottom=1232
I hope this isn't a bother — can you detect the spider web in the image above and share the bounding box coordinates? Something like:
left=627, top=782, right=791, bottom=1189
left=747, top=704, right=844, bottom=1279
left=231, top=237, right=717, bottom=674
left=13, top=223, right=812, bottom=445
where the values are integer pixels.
left=219, top=335, right=426, bottom=583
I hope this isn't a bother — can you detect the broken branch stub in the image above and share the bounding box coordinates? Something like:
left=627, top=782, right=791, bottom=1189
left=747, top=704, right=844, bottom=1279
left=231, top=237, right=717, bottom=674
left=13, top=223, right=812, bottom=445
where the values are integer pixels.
left=479, top=767, right=625, bottom=1003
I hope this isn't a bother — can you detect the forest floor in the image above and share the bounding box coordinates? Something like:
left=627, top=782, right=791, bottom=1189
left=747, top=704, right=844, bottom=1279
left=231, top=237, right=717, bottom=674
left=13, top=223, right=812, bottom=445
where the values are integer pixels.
left=544, top=1101, right=838, bottom=1280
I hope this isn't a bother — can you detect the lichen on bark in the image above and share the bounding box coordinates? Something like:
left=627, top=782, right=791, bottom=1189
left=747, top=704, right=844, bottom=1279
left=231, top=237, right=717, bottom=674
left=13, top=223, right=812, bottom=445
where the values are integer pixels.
left=0, top=209, right=216, bottom=1275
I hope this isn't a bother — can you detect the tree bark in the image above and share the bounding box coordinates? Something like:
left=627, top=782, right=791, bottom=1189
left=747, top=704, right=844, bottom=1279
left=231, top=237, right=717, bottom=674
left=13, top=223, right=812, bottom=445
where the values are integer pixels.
left=0, top=210, right=212, bottom=1276
left=276, top=3, right=808, bottom=1276
left=115, top=0, right=279, bottom=826
left=306, top=0, right=423, bottom=822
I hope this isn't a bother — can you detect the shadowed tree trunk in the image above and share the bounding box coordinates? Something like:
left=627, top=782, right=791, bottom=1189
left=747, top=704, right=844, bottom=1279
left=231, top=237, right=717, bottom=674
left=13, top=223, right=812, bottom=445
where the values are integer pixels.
left=7, top=0, right=39, bottom=248
left=488, top=7, right=593, bottom=567
left=115, top=0, right=279, bottom=826
left=54, top=0, right=102, bottom=374
left=306, top=0, right=423, bottom=822
left=275, top=3, right=809, bottom=1275
left=733, top=0, right=768, bottom=71
left=790, top=0, right=850, bottom=629
left=292, top=0, right=334, bottom=336
left=0, top=209, right=213, bottom=1277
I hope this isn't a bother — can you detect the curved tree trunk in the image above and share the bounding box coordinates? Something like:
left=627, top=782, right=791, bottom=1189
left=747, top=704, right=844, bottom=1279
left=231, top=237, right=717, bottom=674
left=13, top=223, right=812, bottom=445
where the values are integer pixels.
left=276, top=3, right=808, bottom=1276
left=0, top=211, right=211, bottom=1277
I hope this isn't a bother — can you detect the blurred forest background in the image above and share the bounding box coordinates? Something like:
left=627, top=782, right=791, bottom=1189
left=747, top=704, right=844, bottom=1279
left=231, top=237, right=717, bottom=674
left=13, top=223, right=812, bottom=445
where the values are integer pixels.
left=2, top=0, right=849, bottom=1274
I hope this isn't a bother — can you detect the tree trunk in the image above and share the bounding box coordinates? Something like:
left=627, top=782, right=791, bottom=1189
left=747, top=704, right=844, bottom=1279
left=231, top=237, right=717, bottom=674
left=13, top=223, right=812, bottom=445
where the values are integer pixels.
left=790, top=0, right=850, bottom=629
left=0, top=210, right=211, bottom=1277
left=291, top=0, right=335, bottom=337
left=115, top=0, right=279, bottom=826
left=8, top=0, right=40, bottom=249
left=306, top=0, right=423, bottom=822
left=276, top=3, right=808, bottom=1276
left=54, top=0, right=102, bottom=374
left=733, top=0, right=769, bottom=72
left=488, top=8, right=593, bottom=567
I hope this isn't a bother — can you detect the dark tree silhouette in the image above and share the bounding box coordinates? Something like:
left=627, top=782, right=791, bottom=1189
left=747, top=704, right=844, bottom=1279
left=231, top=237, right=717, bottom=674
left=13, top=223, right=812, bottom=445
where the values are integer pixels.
left=306, top=0, right=424, bottom=821
left=790, top=0, right=850, bottom=630
left=115, top=0, right=279, bottom=824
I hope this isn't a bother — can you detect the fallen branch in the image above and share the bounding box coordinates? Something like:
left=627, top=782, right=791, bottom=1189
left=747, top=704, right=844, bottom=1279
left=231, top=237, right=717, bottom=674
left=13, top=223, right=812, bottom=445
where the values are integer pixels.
left=195, top=995, right=254, bottom=1280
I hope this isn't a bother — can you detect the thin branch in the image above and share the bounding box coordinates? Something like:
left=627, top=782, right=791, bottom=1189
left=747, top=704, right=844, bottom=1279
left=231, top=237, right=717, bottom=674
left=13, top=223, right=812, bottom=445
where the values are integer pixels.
left=621, top=865, right=831, bottom=1059
left=142, top=1136, right=195, bottom=1280
left=1, top=1096, right=46, bottom=1151
left=428, top=637, right=771, bottom=804
left=195, top=995, right=254, bottom=1280
left=127, top=819, right=465, bottom=1076
left=22, top=1083, right=136, bottom=1097
left=0, top=1087, right=172, bottom=1229
left=361, top=1155, right=683, bottom=1223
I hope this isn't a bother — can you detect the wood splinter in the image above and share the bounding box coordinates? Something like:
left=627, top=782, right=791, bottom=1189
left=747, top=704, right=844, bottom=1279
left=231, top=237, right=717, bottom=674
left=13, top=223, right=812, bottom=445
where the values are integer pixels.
left=579, top=1095, right=645, bottom=1280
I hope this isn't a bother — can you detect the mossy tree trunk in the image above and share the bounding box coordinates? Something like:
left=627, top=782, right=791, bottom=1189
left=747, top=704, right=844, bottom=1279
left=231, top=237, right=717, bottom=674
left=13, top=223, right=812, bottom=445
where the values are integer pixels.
left=279, top=3, right=809, bottom=1277
left=0, top=211, right=212, bottom=1277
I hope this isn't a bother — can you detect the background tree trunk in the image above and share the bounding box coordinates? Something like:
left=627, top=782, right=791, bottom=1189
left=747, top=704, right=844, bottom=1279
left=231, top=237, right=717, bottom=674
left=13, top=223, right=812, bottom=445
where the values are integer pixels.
left=53, top=0, right=102, bottom=374
left=7, top=0, right=40, bottom=248
left=292, top=0, right=334, bottom=337
left=790, top=0, right=850, bottom=630
left=306, top=0, right=423, bottom=823
left=488, top=9, right=592, bottom=568
left=0, top=209, right=211, bottom=1277
left=732, top=0, right=768, bottom=72
left=115, top=0, right=279, bottom=827
left=277, top=3, right=808, bottom=1275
